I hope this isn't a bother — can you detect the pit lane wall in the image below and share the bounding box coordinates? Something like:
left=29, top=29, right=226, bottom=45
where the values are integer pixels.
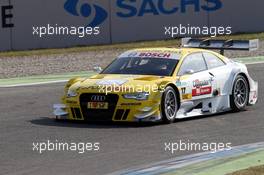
left=1, top=0, right=264, bottom=51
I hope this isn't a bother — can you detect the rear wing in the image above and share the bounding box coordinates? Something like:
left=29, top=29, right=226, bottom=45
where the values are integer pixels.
left=181, top=37, right=259, bottom=55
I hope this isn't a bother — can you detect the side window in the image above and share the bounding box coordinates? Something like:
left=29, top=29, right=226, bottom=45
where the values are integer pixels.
left=178, top=53, right=207, bottom=76
left=203, top=52, right=225, bottom=69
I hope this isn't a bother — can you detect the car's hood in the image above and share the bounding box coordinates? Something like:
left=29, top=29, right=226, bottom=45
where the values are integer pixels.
left=68, top=74, right=170, bottom=93
left=83, top=74, right=165, bottom=86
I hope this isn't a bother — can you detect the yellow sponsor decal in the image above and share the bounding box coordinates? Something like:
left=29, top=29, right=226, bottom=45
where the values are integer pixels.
left=182, top=93, right=192, bottom=100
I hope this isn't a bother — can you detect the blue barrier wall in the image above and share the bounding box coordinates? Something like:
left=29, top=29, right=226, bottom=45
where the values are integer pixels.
left=0, top=0, right=263, bottom=51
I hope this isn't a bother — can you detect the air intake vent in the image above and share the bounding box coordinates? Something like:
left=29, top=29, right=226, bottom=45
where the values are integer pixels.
left=71, top=108, right=82, bottom=119
left=114, top=109, right=130, bottom=121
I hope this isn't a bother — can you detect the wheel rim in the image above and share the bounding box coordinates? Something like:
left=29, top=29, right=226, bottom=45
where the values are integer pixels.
left=234, top=78, right=248, bottom=107
left=164, top=90, right=177, bottom=119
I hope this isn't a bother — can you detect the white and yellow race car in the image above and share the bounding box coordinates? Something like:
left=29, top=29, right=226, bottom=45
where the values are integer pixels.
left=54, top=38, right=258, bottom=123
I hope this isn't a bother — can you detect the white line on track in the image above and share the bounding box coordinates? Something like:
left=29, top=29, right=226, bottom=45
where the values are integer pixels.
left=0, top=80, right=68, bottom=88
left=107, top=142, right=264, bottom=175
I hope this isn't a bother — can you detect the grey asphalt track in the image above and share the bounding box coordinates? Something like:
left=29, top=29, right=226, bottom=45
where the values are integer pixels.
left=0, top=63, right=264, bottom=175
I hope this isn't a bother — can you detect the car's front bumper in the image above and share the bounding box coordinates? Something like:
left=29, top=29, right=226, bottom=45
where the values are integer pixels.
left=53, top=103, right=161, bottom=122
left=53, top=93, right=162, bottom=122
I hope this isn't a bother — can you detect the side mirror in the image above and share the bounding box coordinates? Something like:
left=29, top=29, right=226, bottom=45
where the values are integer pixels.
left=93, top=66, right=102, bottom=73
left=184, top=69, right=194, bottom=75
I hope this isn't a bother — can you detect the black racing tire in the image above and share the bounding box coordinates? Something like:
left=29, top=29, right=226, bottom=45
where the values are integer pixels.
left=230, top=75, right=249, bottom=112
left=161, top=86, right=178, bottom=124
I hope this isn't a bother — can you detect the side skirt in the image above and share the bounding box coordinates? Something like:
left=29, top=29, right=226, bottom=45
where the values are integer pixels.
left=176, top=95, right=231, bottom=119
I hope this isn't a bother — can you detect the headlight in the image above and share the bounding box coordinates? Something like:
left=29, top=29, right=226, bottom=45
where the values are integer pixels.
left=123, top=92, right=149, bottom=101
left=67, top=89, right=78, bottom=97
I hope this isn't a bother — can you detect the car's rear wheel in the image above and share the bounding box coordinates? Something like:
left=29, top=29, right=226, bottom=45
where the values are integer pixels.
left=230, top=75, right=249, bottom=111
left=161, top=86, right=178, bottom=124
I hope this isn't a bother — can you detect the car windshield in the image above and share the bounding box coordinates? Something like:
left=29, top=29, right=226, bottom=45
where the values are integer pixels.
left=101, top=57, right=179, bottom=76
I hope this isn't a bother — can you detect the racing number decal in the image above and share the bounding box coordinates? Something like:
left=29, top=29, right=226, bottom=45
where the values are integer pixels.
left=181, top=87, right=192, bottom=100
left=176, top=80, right=192, bottom=100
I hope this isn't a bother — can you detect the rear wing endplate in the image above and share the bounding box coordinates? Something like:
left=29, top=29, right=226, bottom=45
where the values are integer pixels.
left=181, top=37, right=259, bottom=55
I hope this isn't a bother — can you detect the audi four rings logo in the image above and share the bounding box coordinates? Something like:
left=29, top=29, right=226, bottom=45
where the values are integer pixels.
left=91, top=95, right=106, bottom=101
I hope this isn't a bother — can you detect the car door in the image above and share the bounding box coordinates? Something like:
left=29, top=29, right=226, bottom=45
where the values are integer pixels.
left=177, top=52, right=213, bottom=101
left=202, top=52, right=231, bottom=96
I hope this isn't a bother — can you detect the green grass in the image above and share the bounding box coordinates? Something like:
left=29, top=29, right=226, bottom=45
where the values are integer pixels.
left=0, top=32, right=263, bottom=57
left=228, top=165, right=264, bottom=175
left=163, top=150, right=264, bottom=175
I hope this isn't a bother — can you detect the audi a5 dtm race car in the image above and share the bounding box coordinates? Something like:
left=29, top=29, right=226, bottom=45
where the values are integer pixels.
left=54, top=38, right=258, bottom=123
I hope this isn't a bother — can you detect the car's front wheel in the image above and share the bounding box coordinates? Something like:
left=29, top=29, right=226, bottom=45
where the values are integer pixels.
left=230, top=75, right=249, bottom=111
left=161, top=86, right=178, bottom=124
